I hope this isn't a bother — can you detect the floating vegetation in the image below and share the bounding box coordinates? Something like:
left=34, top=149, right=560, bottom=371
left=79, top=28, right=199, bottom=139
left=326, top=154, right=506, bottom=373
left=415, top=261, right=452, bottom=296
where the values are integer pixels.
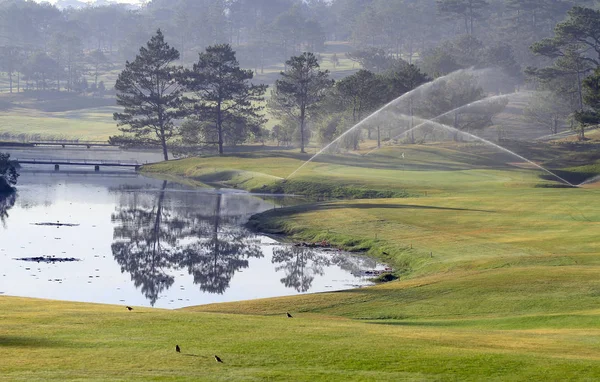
left=15, top=256, right=81, bottom=263
left=32, top=222, right=80, bottom=227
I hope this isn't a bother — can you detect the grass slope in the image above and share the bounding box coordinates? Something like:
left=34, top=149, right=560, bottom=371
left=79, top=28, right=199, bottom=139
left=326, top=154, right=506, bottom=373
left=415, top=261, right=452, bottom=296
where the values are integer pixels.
left=0, top=92, right=119, bottom=141
left=4, top=143, right=600, bottom=380
left=3, top=296, right=600, bottom=381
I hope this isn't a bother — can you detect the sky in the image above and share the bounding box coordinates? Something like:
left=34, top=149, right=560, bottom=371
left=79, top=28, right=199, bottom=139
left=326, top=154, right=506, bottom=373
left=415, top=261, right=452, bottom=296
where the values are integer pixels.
left=35, top=0, right=142, bottom=5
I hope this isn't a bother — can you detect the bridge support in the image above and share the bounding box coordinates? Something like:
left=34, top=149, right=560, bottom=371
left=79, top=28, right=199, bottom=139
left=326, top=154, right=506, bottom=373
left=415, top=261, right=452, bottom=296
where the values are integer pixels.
left=54, top=164, right=59, bottom=171
left=94, top=165, right=100, bottom=172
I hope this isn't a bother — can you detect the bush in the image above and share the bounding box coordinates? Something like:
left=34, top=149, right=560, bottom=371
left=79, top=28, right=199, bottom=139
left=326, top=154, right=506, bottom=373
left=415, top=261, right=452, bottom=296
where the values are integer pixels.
left=372, top=273, right=399, bottom=283
left=0, top=152, right=19, bottom=193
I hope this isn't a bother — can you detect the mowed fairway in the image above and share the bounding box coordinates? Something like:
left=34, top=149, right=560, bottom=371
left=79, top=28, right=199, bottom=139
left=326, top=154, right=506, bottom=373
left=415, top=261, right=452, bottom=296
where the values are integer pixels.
left=3, top=296, right=600, bottom=381
left=0, top=109, right=119, bottom=142
left=3, top=144, right=600, bottom=380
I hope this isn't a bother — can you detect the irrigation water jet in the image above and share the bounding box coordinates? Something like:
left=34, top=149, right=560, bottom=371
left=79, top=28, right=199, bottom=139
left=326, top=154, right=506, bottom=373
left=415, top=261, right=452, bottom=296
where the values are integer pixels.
left=286, top=68, right=488, bottom=179
left=287, top=72, right=574, bottom=187
left=383, top=117, right=575, bottom=187
left=578, top=175, right=600, bottom=187
left=361, top=93, right=575, bottom=186
left=366, top=93, right=515, bottom=155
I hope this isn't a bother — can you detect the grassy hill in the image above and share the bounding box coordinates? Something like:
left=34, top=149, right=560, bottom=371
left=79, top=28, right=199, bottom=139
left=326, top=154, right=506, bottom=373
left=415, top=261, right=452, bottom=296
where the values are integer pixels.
left=0, top=92, right=120, bottom=141
left=3, top=142, right=600, bottom=380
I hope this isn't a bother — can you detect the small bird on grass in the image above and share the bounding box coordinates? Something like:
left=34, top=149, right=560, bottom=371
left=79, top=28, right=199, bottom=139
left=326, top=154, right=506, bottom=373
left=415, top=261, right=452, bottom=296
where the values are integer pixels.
left=286, top=312, right=293, bottom=318
left=126, top=306, right=133, bottom=311
left=176, top=345, right=181, bottom=353
left=214, top=355, right=223, bottom=363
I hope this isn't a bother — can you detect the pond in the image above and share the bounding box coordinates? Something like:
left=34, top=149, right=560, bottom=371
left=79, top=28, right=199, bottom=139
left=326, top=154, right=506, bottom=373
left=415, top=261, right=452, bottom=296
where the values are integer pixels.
left=0, top=170, right=385, bottom=308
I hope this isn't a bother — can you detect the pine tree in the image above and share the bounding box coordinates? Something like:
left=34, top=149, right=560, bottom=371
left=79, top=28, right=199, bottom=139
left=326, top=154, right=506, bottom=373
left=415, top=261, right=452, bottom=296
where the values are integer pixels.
left=575, top=66, right=600, bottom=129
left=181, top=44, right=267, bottom=155
left=269, top=52, right=333, bottom=153
left=113, top=30, right=183, bottom=161
left=436, top=0, right=489, bottom=36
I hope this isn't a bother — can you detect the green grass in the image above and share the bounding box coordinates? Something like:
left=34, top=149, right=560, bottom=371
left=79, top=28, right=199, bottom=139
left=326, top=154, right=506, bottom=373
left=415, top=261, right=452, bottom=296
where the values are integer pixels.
left=0, top=91, right=120, bottom=141
left=3, top=296, right=600, bottom=381
left=0, top=113, right=119, bottom=141
left=5, top=136, right=600, bottom=379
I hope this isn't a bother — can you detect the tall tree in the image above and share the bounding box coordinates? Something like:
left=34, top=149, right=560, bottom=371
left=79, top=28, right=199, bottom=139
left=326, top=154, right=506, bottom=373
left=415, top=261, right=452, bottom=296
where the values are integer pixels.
left=113, top=30, right=183, bottom=161
left=528, top=6, right=600, bottom=139
left=181, top=44, right=267, bottom=155
left=87, top=49, right=109, bottom=88
left=336, top=69, right=386, bottom=146
left=575, top=66, right=600, bottom=129
left=436, top=0, right=489, bottom=36
left=525, top=91, right=574, bottom=135
left=0, top=46, right=24, bottom=93
left=269, top=52, right=333, bottom=153
left=336, top=69, right=385, bottom=124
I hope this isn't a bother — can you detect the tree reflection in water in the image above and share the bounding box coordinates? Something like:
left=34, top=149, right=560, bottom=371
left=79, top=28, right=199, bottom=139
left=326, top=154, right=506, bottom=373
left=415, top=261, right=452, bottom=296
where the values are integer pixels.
left=177, top=192, right=263, bottom=294
left=271, top=246, right=380, bottom=293
left=0, top=192, right=16, bottom=227
left=111, top=181, right=262, bottom=305
left=271, top=246, right=331, bottom=293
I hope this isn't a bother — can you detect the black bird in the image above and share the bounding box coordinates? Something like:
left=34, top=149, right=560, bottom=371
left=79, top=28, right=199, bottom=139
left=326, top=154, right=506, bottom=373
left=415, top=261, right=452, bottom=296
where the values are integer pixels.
left=126, top=306, right=133, bottom=311
left=383, top=251, right=389, bottom=255
left=286, top=312, right=293, bottom=318
left=176, top=345, right=181, bottom=353
left=214, top=355, right=223, bottom=363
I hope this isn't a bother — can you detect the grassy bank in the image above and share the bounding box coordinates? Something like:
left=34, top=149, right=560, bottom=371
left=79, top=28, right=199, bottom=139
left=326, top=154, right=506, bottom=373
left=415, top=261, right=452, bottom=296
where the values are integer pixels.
left=3, top=295, right=600, bottom=381
left=4, top=143, right=600, bottom=380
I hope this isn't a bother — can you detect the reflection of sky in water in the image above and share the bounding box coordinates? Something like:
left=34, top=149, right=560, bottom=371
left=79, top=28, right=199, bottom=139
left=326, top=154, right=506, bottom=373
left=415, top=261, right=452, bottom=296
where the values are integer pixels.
left=0, top=172, right=384, bottom=309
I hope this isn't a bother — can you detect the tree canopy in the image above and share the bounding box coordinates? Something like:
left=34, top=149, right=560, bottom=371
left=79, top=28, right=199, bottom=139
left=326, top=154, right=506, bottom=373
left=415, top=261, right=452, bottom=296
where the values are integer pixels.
left=113, top=30, right=183, bottom=160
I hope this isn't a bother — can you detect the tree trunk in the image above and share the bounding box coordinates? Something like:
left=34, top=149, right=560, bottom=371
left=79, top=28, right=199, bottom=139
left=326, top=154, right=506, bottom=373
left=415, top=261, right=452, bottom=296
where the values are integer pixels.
left=161, top=136, right=169, bottom=161
left=217, top=101, right=224, bottom=155
left=159, top=124, right=169, bottom=161
left=299, top=104, right=306, bottom=153
left=377, top=126, right=381, bottom=148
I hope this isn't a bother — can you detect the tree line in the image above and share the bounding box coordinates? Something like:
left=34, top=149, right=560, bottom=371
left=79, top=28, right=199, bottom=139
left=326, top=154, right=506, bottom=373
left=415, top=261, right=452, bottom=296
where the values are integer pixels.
left=1, top=0, right=597, bottom=93
left=2, top=0, right=600, bottom=150
left=112, top=29, right=442, bottom=159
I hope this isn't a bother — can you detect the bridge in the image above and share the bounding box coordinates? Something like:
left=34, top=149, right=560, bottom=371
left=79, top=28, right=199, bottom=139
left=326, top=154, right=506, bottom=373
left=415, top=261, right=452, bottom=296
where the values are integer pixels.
left=15, top=158, right=142, bottom=171
left=0, top=141, right=115, bottom=148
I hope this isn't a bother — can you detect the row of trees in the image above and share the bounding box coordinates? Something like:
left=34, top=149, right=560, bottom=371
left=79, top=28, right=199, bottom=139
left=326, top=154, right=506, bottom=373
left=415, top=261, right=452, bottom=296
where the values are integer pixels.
left=112, top=31, right=268, bottom=160
left=525, top=6, right=600, bottom=139
left=114, top=30, right=457, bottom=158
left=2, top=0, right=598, bottom=94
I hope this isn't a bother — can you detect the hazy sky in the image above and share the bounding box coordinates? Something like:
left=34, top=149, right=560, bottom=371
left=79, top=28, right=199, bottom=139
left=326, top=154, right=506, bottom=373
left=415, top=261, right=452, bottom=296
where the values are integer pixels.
left=35, top=0, right=142, bottom=4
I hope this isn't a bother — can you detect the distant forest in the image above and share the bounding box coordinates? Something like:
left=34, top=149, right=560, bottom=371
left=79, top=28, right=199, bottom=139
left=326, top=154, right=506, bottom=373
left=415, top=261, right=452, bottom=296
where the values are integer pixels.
left=0, top=0, right=598, bottom=90
left=2, top=0, right=600, bottom=154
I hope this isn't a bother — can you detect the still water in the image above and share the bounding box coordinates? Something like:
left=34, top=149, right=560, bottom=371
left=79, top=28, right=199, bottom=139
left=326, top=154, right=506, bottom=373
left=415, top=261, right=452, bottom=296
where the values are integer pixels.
left=0, top=171, right=382, bottom=308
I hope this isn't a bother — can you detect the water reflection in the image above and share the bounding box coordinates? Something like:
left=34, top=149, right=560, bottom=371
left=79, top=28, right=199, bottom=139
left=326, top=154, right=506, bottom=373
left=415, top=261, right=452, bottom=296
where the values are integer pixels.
left=111, top=181, right=264, bottom=304
left=1, top=173, right=383, bottom=308
left=0, top=192, right=16, bottom=227
left=272, top=246, right=331, bottom=293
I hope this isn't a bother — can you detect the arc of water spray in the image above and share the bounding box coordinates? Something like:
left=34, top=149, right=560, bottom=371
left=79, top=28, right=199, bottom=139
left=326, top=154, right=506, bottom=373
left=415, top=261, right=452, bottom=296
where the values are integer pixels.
left=365, top=94, right=513, bottom=156
left=363, top=94, right=575, bottom=187
left=398, top=118, right=575, bottom=187
left=286, top=68, right=485, bottom=179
